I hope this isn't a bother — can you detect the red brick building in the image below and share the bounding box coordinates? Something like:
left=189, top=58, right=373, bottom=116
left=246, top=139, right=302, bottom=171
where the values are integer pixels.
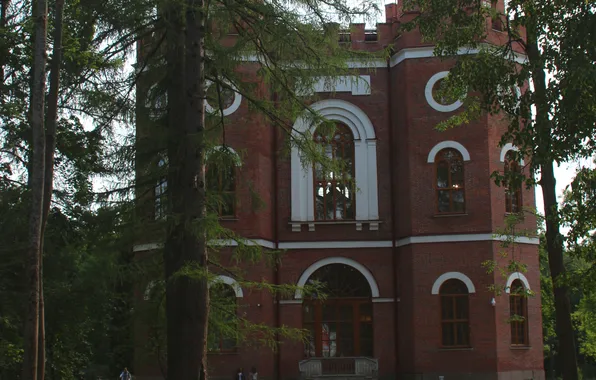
left=134, top=2, right=544, bottom=379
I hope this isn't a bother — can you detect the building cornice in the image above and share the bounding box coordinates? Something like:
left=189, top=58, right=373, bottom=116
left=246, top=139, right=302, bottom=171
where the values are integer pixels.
left=132, top=233, right=539, bottom=252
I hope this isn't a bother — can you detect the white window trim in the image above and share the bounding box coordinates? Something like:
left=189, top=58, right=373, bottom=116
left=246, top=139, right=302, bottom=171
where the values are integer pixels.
left=427, top=140, right=471, bottom=163
left=431, top=272, right=476, bottom=294
left=144, top=280, right=163, bottom=301
left=424, top=71, right=465, bottom=113
left=290, top=99, right=379, bottom=228
left=505, top=272, right=530, bottom=293
left=211, top=275, right=244, bottom=298
left=294, top=256, right=380, bottom=299
left=306, top=75, right=371, bottom=96
left=499, top=143, right=525, bottom=165
left=207, top=145, right=243, bottom=167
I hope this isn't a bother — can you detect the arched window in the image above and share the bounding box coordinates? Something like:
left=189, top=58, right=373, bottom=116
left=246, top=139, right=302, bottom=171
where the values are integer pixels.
left=208, top=283, right=237, bottom=352
left=509, top=279, right=529, bottom=346
left=303, top=264, right=373, bottom=358
left=504, top=151, right=522, bottom=213
left=313, top=124, right=355, bottom=221
left=155, top=158, right=167, bottom=220
left=435, top=149, right=465, bottom=214
left=206, top=149, right=237, bottom=218
left=440, top=279, right=470, bottom=347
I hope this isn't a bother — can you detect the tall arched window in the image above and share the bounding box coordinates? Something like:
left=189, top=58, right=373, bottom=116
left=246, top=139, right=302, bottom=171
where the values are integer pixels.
left=509, top=279, right=529, bottom=346
left=206, top=150, right=237, bottom=218
left=504, top=151, right=522, bottom=213
left=440, top=279, right=470, bottom=347
left=303, top=264, right=372, bottom=358
left=208, top=283, right=237, bottom=352
left=155, top=158, right=167, bottom=220
left=313, top=124, right=355, bottom=221
left=435, top=149, right=465, bottom=214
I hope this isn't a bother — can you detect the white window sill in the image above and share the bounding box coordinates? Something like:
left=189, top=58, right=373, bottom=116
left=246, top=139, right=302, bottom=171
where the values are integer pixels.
left=289, top=220, right=382, bottom=232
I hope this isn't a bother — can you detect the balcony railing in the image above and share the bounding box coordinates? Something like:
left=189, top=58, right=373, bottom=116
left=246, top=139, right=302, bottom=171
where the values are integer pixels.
left=299, top=357, right=378, bottom=379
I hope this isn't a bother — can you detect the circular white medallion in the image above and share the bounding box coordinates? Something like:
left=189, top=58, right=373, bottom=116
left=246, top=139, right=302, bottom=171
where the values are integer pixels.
left=205, top=80, right=242, bottom=116
left=425, top=71, right=464, bottom=113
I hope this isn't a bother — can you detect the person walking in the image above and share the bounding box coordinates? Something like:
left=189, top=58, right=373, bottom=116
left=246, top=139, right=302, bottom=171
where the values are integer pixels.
left=119, top=367, right=132, bottom=380
left=249, top=367, right=258, bottom=380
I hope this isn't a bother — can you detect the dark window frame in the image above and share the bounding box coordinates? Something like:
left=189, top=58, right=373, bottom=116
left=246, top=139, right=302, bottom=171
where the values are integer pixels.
left=206, top=160, right=237, bottom=218
left=439, top=279, right=471, bottom=348
left=208, top=284, right=238, bottom=353
left=504, top=151, right=522, bottom=213
left=435, top=148, right=466, bottom=214
left=313, top=124, right=356, bottom=221
left=509, top=279, right=529, bottom=346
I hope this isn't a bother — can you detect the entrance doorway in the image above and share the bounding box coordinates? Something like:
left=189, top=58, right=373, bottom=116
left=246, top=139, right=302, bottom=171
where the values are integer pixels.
left=302, top=264, right=373, bottom=358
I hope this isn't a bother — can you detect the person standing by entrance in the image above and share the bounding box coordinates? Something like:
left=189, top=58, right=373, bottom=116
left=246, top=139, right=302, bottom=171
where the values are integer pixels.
left=235, top=367, right=246, bottom=380
left=119, top=367, right=132, bottom=380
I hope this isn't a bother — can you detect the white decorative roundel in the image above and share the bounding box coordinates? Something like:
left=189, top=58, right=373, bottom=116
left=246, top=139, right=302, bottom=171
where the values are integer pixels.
left=425, top=71, right=464, bottom=113
left=205, top=80, right=242, bottom=116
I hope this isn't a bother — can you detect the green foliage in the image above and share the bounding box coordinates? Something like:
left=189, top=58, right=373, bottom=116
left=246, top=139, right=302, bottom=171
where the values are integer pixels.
left=0, top=182, right=135, bottom=378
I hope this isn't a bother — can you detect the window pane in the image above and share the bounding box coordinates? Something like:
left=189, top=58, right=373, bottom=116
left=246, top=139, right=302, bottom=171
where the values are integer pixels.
left=360, top=339, right=373, bottom=357
left=315, top=184, right=325, bottom=220
left=360, top=322, right=373, bottom=343
left=345, top=192, right=355, bottom=219
left=221, top=192, right=235, bottom=216
left=442, top=322, right=455, bottom=346
left=437, top=162, right=449, bottom=188
left=438, top=190, right=451, bottom=212
left=452, top=190, right=465, bottom=212
left=440, top=279, right=468, bottom=295
left=455, top=322, right=469, bottom=346
left=339, top=305, right=353, bottom=321
left=338, top=322, right=354, bottom=356
left=313, top=124, right=355, bottom=221
left=360, top=303, right=372, bottom=321
left=222, top=336, right=236, bottom=350
left=450, top=160, right=464, bottom=188
left=441, top=297, right=454, bottom=320
left=303, top=304, right=314, bottom=322
left=322, top=305, right=335, bottom=321
left=455, top=296, right=468, bottom=319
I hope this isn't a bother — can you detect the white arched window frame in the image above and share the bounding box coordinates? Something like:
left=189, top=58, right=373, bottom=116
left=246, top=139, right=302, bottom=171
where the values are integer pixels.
left=210, top=275, right=244, bottom=298
left=431, top=272, right=476, bottom=294
left=505, top=272, right=530, bottom=293
left=290, top=99, right=379, bottom=231
left=499, top=143, right=525, bottom=166
left=427, top=141, right=471, bottom=163
left=294, top=256, right=380, bottom=300
left=207, top=145, right=243, bottom=167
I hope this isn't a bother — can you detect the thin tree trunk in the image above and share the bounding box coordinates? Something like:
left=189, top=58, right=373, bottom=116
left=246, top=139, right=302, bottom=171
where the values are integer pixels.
left=163, top=0, right=209, bottom=377
left=540, top=162, right=578, bottom=380
left=185, top=0, right=209, bottom=377
left=0, top=0, right=9, bottom=96
left=37, top=1, right=64, bottom=378
left=526, top=15, right=579, bottom=380
left=22, top=0, right=48, bottom=377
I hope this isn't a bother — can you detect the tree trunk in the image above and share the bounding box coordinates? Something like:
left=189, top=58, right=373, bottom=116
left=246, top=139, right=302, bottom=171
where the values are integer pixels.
left=540, top=162, right=578, bottom=380
left=185, top=0, right=209, bottom=376
left=526, top=14, right=579, bottom=380
left=37, top=1, right=64, bottom=378
left=164, top=0, right=209, bottom=376
left=0, top=0, right=9, bottom=96
left=22, top=0, right=48, bottom=377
